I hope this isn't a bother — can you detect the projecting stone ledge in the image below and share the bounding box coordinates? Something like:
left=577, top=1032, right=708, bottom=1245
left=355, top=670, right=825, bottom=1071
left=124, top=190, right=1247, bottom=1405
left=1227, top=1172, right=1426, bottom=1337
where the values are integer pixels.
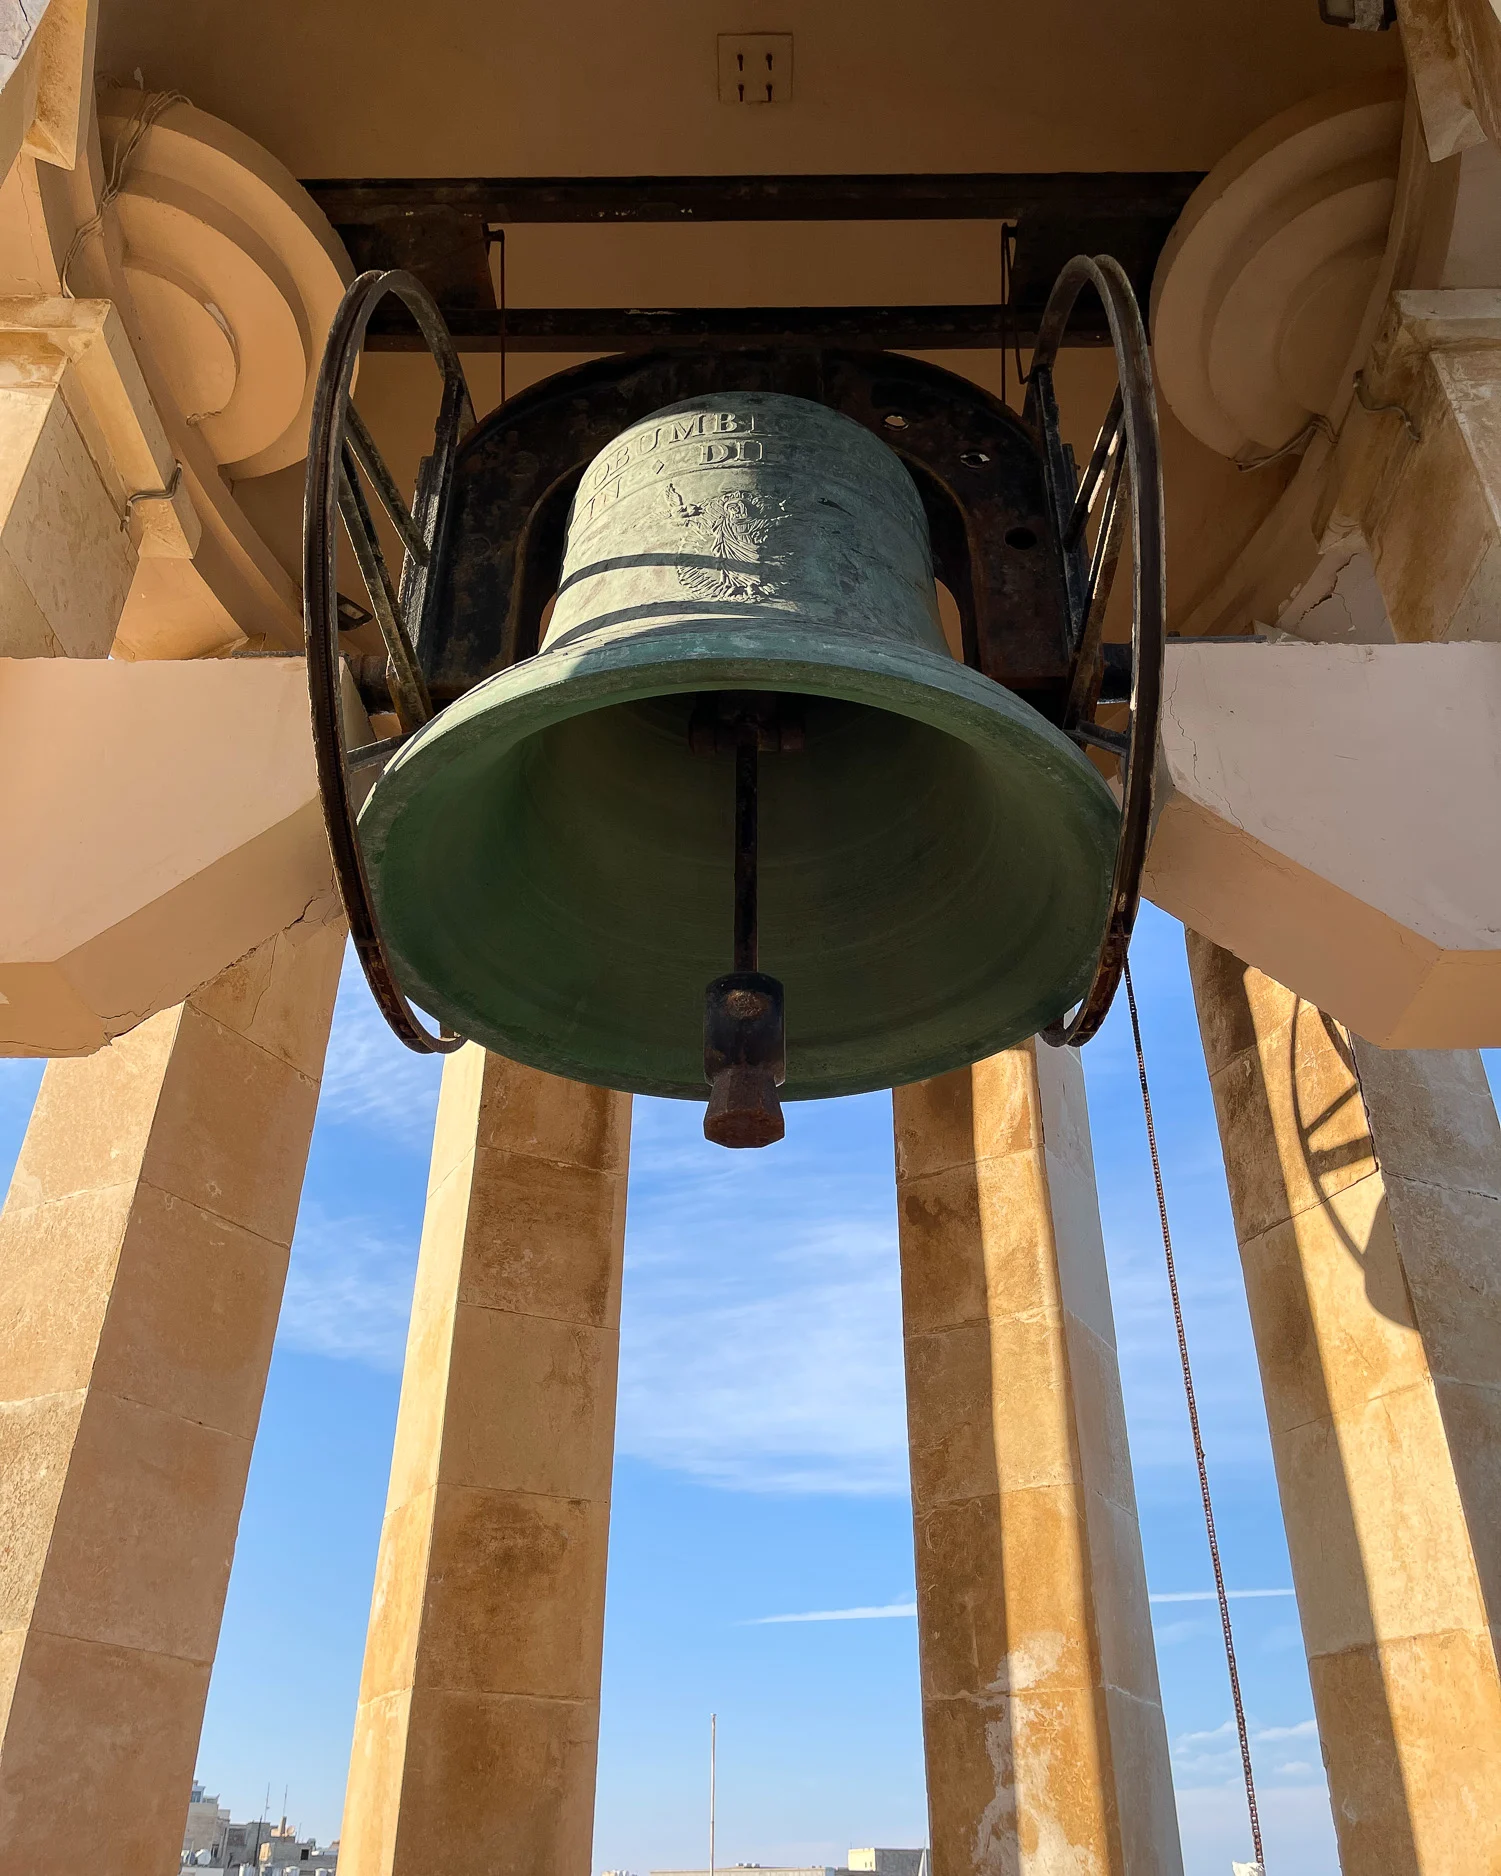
left=0, top=655, right=359, bottom=1055
left=1144, top=640, right=1501, bottom=1049
left=7, top=638, right=1497, bottom=1061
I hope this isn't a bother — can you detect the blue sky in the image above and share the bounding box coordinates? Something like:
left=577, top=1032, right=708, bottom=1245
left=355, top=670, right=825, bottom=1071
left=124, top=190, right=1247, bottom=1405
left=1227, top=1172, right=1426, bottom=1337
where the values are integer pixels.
left=4, top=907, right=1495, bottom=1873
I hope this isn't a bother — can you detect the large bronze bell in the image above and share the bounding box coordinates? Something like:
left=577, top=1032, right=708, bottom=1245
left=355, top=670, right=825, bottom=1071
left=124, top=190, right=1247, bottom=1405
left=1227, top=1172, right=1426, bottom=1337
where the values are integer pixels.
left=358, top=390, right=1119, bottom=1137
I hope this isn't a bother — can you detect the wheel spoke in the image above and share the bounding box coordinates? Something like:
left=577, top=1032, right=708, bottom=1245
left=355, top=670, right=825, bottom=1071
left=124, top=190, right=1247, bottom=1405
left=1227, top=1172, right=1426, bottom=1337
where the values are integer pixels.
left=1071, top=721, right=1129, bottom=756
left=338, top=449, right=434, bottom=732
left=344, top=401, right=429, bottom=564
left=345, top=731, right=409, bottom=773
left=1061, top=448, right=1130, bottom=734
left=1027, top=363, right=1092, bottom=642
left=396, top=366, right=472, bottom=657
left=1064, top=386, right=1123, bottom=551
left=1084, top=445, right=1126, bottom=619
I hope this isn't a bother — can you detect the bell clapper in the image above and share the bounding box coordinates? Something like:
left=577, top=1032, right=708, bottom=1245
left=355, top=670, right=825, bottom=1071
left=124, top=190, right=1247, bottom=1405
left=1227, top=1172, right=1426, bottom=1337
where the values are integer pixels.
left=695, top=694, right=796, bottom=1149
left=733, top=733, right=758, bottom=976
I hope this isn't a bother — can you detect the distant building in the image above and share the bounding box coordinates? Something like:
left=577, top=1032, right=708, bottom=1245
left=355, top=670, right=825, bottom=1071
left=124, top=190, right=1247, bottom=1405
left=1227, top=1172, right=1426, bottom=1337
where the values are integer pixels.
left=653, top=1866, right=841, bottom=1876
left=652, top=1850, right=928, bottom=1876
left=177, top=1787, right=337, bottom=1874
left=184, top=1784, right=232, bottom=1860
left=255, top=1814, right=339, bottom=1870
left=849, top=1852, right=929, bottom=1876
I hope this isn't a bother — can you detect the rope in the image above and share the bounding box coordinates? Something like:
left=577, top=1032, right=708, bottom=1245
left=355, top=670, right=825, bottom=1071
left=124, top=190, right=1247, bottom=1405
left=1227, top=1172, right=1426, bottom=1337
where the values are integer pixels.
left=1352, top=369, right=1420, bottom=444
left=60, top=87, right=189, bottom=295
left=1123, top=957, right=1265, bottom=1873
left=1233, top=413, right=1334, bottom=474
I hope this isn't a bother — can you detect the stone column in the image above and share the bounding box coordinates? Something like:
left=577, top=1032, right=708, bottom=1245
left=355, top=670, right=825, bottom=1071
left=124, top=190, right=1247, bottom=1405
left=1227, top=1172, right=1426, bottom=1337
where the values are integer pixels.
left=340, top=1047, right=630, bottom=1876
left=0, top=300, right=199, bottom=662
left=893, top=1041, right=1181, bottom=1876
left=1358, top=290, right=1501, bottom=647
left=1185, top=933, right=1501, bottom=1875
left=0, top=914, right=344, bottom=1876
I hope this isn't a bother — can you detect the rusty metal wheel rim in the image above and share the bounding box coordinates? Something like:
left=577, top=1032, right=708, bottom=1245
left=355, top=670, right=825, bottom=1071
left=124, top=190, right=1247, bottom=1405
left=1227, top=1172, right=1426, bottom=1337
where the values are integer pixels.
left=303, top=268, right=474, bottom=1055
left=1029, top=254, right=1166, bottom=1049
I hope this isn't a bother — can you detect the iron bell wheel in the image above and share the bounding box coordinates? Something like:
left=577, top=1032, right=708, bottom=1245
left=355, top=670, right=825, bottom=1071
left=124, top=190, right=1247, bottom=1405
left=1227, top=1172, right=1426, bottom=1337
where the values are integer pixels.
left=303, top=266, right=1165, bottom=1137
left=360, top=390, right=1117, bottom=1101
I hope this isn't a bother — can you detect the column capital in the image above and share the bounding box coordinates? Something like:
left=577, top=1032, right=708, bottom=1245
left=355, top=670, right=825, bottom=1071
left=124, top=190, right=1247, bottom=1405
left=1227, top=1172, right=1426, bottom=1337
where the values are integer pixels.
left=1341, top=285, right=1501, bottom=641
left=0, top=294, right=197, bottom=557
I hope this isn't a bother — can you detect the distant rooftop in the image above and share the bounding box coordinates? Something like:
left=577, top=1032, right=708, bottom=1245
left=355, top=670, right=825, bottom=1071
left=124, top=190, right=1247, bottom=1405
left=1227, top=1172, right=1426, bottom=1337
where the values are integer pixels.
left=651, top=1847, right=929, bottom=1876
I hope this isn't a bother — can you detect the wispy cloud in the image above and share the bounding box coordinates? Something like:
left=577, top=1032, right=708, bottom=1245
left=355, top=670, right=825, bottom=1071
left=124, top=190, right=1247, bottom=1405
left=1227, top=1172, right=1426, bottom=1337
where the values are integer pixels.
left=1174, top=1717, right=1317, bottom=1751
left=1079, top=908, right=1282, bottom=1482
left=617, top=1095, right=909, bottom=1496
left=744, top=1602, right=916, bottom=1624
left=278, top=1202, right=419, bottom=1370
left=1150, top=1589, right=1296, bottom=1604
left=315, top=949, right=443, bottom=1149
left=1170, top=1715, right=1324, bottom=1787
left=1251, top=1719, right=1319, bottom=1744
left=287, top=1076, right=916, bottom=1494
left=1153, top=1617, right=1211, bottom=1646
left=1087, top=1210, right=1274, bottom=1474
left=745, top=1592, right=1296, bottom=1630
left=615, top=1221, right=909, bottom=1494
left=1175, top=1781, right=1337, bottom=1874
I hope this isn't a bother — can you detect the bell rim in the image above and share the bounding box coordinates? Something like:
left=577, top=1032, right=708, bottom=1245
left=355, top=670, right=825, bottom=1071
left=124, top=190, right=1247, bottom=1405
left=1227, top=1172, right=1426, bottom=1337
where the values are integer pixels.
left=362, top=618, right=1120, bottom=1100
left=379, top=614, right=1113, bottom=796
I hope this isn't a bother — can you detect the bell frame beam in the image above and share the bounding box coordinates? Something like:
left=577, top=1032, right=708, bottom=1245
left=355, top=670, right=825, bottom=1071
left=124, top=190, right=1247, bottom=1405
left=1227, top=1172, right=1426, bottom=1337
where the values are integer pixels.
left=354, top=305, right=1110, bottom=354
left=303, top=170, right=1205, bottom=224
left=301, top=169, right=1202, bottom=353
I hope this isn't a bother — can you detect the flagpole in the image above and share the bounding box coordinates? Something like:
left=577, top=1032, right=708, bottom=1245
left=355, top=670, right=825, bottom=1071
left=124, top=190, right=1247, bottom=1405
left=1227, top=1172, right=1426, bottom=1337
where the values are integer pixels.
left=709, top=1713, right=717, bottom=1876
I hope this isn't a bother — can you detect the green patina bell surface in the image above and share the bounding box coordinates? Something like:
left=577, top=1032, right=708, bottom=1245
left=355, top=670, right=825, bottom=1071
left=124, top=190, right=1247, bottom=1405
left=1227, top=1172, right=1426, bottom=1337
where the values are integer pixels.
left=360, top=391, right=1119, bottom=1101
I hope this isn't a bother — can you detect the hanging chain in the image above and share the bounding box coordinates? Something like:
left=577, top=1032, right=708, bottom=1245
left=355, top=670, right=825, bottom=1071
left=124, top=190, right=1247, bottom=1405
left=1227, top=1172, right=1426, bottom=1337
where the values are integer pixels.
left=1122, top=958, right=1265, bottom=1873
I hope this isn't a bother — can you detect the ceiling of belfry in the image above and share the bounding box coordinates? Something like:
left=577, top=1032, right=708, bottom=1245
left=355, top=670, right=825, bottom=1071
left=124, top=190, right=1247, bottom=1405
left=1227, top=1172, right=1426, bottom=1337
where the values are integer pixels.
left=94, top=0, right=1407, bottom=638
left=98, top=0, right=1400, bottom=180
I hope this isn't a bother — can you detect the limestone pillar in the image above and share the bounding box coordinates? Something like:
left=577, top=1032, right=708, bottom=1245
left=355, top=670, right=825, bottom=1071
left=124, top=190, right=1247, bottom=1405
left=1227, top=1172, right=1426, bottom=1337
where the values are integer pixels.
left=1185, top=933, right=1501, bottom=1874
left=0, top=913, right=344, bottom=1875
left=893, top=1041, right=1181, bottom=1876
left=340, top=1047, right=630, bottom=1876
left=1357, top=290, right=1501, bottom=646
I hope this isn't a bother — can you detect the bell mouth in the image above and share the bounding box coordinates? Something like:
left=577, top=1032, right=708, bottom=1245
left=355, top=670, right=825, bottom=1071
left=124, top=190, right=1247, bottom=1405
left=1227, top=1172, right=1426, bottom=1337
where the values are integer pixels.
left=359, top=619, right=1120, bottom=1101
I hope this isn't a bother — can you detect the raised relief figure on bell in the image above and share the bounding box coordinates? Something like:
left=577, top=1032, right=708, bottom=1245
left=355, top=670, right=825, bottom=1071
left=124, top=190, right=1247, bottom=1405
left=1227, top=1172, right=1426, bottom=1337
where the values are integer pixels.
left=665, top=478, right=788, bottom=603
